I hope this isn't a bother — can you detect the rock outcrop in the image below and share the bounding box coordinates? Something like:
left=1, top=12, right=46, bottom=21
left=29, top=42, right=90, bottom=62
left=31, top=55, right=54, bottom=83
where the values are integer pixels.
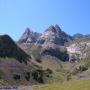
left=67, top=42, right=90, bottom=62
left=37, top=25, right=73, bottom=46
left=18, top=28, right=41, bottom=44
left=18, top=25, right=73, bottom=47
left=18, top=25, right=73, bottom=62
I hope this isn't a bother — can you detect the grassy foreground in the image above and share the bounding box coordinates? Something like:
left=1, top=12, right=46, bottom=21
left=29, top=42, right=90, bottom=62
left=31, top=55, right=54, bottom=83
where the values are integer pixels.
left=33, top=80, right=90, bottom=90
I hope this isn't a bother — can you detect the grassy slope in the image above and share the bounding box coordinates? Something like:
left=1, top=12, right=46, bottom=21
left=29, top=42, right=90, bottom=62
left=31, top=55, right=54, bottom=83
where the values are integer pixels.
left=20, top=41, right=90, bottom=84
left=33, top=79, right=90, bottom=90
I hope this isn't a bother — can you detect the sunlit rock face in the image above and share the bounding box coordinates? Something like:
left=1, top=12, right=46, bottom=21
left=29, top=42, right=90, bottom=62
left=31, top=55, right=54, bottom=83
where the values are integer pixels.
left=37, top=25, right=73, bottom=46
left=18, top=28, right=41, bottom=44
left=66, top=42, right=90, bottom=62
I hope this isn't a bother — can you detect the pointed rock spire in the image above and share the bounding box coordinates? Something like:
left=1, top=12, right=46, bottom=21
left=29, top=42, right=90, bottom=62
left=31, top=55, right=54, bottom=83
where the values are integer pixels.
left=55, top=24, right=62, bottom=32
left=18, top=27, right=41, bottom=44
left=23, top=27, right=32, bottom=36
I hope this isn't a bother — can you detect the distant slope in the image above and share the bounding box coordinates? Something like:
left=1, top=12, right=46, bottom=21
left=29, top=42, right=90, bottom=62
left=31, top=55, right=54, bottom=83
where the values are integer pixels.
left=73, top=33, right=90, bottom=40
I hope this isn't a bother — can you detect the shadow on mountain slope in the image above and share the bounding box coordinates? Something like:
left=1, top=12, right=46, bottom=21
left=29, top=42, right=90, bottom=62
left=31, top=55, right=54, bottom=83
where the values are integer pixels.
left=0, top=35, right=31, bottom=64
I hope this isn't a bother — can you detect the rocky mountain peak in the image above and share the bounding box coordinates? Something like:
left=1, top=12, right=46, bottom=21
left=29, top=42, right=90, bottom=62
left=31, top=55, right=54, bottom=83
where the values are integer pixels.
left=45, top=25, right=61, bottom=34
left=18, top=25, right=73, bottom=46
left=45, top=25, right=56, bottom=33
left=37, top=25, right=73, bottom=46
left=55, top=24, right=62, bottom=32
left=18, top=27, right=41, bottom=44
left=23, top=27, right=33, bottom=36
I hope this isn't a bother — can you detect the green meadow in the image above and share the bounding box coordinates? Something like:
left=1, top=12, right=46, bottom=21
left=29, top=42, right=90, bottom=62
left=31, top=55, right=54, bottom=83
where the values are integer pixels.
left=33, top=80, right=90, bottom=90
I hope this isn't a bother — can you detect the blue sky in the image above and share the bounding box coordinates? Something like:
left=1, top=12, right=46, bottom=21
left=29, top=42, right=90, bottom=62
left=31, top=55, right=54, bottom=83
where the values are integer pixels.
left=0, top=0, right=90, bottom=40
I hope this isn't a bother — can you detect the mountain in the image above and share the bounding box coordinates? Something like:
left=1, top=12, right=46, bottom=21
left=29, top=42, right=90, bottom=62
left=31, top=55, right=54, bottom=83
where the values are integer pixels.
left=18, top=25, right=72, bottom=62
left=18, top=28, right=41, bottom=44
left=18, top=25, right=73, bottom=61
left=0, top=35, right=52, bottom=86
left=73, top=33, right=90, bottom=39
left=18, top=25, right=73, bottom=46
left=17, top=25, right=90, bottom=84
left=37, top=25, right=73, bottom=46
left=18, top=25, right=90, bottom=64
left=73, top=33, right=84, bottom=39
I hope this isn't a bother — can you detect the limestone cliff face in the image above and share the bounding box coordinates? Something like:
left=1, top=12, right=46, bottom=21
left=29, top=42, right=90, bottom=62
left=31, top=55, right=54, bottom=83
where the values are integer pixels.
left=67, top=42, right=90, bottom=62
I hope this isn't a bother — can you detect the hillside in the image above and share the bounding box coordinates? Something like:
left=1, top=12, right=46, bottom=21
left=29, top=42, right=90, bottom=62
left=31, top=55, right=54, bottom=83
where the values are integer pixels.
left=0, top=35, right=52, bottom=86
left=17, top=25, right=90, bottom=85
left=0, top=34, right=30, bottom=63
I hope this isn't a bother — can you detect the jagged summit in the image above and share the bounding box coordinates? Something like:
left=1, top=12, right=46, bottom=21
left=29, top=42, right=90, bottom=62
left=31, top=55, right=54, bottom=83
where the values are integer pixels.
left=18, top=25, right=73, bottom=46
left=18, top=27, right=41, bottom=44
left=23, top=27, right=33, bottom=36
left=55, top=24, right=62, bottom=32
left=37, top=25, right=73, bottom=46
left=45, top=25, right=61, bottom=33
left=45, top=25, right=56, bottom=33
